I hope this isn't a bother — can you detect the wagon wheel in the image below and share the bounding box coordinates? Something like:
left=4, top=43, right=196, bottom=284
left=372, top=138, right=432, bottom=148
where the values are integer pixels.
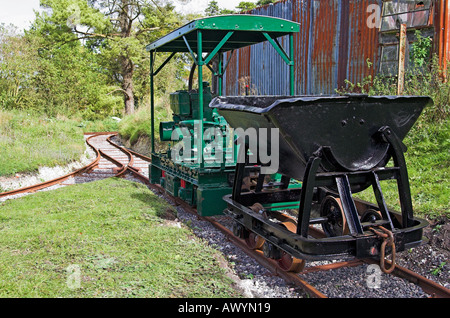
left=276, top=218, right=306, bottom=273
left=244, top=232, right=265, bottom=250
left=320, top=195, right=349, bottom=237
left=244, top=203, right=266, bottom=250
left=361, top=209, right=382, bottom=223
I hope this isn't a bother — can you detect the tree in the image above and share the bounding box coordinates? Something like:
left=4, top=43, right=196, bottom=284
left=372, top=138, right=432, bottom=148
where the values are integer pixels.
left=0, top=23, right=121, bottom=118
left=0, top=25, right=38, bottom=110
left=205, top=1, right=220, bottom=16
left=32, top=0, right=182, bottom=115
left=236, top=2, right=256, bottom=12
left=256, top=0, right=275, bottom=6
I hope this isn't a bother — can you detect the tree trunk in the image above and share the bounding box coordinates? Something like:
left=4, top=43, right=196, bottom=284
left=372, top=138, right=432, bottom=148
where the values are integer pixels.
left=119, top=0, right=135, bottom=115
left=122, top=56, right=135, bottom=115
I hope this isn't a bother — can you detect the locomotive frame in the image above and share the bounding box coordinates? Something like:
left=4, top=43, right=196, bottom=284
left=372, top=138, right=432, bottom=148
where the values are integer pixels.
left=146, top=15, right=300, bottom=216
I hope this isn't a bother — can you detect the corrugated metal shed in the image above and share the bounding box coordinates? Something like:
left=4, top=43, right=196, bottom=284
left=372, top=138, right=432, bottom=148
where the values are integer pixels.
left=437, top=0, right=450, bottom=71
left=223, top=0, right=382, bottom=96
left=446, top=0, right=450, bottom=68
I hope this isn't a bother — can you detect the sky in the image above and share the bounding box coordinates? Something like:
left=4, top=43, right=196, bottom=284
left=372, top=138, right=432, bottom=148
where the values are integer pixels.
left=0, top=0, right=246, bottom=32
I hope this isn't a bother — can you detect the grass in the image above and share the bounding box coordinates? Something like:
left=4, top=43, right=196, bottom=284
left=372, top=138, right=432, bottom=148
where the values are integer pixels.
left=118, top=97, right=171, bottom=150
left=0, top=178, right=240, bottom=298
left=78, top=116, right=120, bottom=133
left=355, top=118, right=449, bottom=219
left=0, top=109, right=122, bottom=178
left=0, top=110, right=85, bottom=177
left=405, top=120, right=449, bottom=218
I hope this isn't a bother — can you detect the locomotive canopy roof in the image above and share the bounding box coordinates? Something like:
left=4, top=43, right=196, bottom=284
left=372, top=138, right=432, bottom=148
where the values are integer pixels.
left=145, top=15, right=300, bottom=53
left=147, top=15, right=300, bottom=156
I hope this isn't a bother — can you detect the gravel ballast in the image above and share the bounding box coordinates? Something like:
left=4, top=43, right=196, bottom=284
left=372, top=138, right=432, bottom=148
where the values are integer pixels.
left=173, top=203, right=449, bottom=298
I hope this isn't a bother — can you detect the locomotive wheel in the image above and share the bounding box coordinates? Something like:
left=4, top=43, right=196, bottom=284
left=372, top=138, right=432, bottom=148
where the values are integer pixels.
left=276, top=219, right=306, bottom=273
left=320, top=195, right=349, bottom=237
left=249, top=202, right=264, bottom=213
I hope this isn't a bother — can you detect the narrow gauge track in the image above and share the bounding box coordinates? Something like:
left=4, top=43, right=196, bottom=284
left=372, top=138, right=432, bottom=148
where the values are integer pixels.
left=1, top=132, right=448, bottom=298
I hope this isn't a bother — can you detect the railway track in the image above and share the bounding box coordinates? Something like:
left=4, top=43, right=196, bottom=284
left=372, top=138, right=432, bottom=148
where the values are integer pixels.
left=0, top=132, right=448, bottom=298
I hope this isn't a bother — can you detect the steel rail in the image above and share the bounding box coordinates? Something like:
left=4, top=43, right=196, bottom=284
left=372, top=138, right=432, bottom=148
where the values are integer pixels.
left=106, top=134, right=134, bottom=168
left=363, top=258, right=450, bottom=298
left=92, top=140, right=326, bottom=297
left=103, top=136, right=151, bottom=184
left=126, top=148, right=152, bottom=162
left=100, top=133, right=133, bottom=177
left=0, top=133, right=102, bottom=198
left=97, top=149, right=128, bottom=176
left=136, top=179, right=327, bottom=298
left=203, top=213, right=327, bottom=298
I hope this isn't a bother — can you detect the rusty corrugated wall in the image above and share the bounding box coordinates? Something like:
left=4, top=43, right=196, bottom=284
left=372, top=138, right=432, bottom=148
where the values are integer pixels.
left=223, top=0, right=382, bottom=96
left=446, top=0, right=450, bottom=68
left=437, top=0, right=450, bottom=70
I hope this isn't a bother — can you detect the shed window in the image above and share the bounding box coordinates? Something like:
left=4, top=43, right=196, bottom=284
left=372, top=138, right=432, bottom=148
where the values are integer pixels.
left=379, top=45, right=400, bottom=74
left=381, top=0, right=433, bottom=31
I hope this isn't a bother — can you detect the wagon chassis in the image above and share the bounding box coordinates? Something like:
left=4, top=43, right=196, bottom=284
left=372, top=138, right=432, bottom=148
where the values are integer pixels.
left=225, top=125, right=428, bottom=264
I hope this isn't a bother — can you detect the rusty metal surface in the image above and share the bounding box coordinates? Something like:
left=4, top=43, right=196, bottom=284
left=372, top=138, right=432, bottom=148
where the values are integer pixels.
left=222, top=0, right=450, bottom=95
left=364, top=258, right=450, bottom=298
left=446, top=0, right=450, bottom=66
left=439, top=0, right=450, bottom=71
left=398, top=23, right=407, bottom=94
left=223, top=0, right=382, bottom=96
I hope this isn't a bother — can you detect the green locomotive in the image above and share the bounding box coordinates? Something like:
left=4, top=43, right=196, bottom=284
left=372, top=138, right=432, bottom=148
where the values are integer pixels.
left=146, top=15, right=300, bottom=216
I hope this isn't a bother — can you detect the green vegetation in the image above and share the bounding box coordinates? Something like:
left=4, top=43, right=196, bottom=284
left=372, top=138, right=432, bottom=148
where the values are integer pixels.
left=0, top=178, right=240, bottom=297
left=204, top=0, right=272, bottom=15
left=405, top=121, right=449, bottom=218
left=340, top=32, right=449, bottom=123
left=0, top=110, right=85, bottom=177
left=356, top=120, right=449, bottom=219
left=1, top=1, right=189, bottom=120
left=118, top=96, right=171, bottom=151
left=0, top=109, right=123, bottom=178
left=0, top=24, right=123, bottom=120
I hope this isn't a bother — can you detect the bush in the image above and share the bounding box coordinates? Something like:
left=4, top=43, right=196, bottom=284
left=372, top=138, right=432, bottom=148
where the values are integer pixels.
left=338, top=31, right=449, bottom=123
left=118, top=96, right=171, bottom=151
